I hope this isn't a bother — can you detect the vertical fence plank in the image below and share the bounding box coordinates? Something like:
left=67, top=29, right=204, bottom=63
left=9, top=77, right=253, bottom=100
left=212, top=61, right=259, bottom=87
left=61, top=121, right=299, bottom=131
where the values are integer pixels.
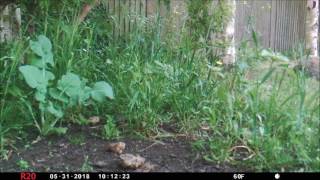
left=235, top=0, right=254, bottom=46
left=132, top=0, right=141, bottom=33
left=134, top=0, right=140, bottom=17
left=254, top=0, right=272, bottom=47
left=146, top=0, right=157, bottom=18
left=299, top=0, right=307, bottom=47
left=128, top=0, right=136, bottom=33
left=107, top=0, right=116, bottom=39
left=276, top=0, right=285, bottom=51
left=123, top=0, right=130, bottom=37
left=270, top=0, right=277, bottom=50
left=288, top=1, right=296, bottom=50
left=139, top=0, right=146, bottom=17
left=113, top=0, right=120, bottom=39
left=159, top=0, right=169, bottom=18
left=118, top=0, right=126, bottom=38
left=170, top=0, right=188, bottom=31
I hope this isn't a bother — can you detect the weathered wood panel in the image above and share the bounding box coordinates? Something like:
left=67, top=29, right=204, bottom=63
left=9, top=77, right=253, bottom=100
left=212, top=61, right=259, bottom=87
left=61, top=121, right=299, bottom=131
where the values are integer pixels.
left=236, top=0, right=272, bottom=47
left=104, top=0, right=309, bottom=52
left=235, top=0, right=307, bottom=51
left=0, top=4, right=21, bottom=42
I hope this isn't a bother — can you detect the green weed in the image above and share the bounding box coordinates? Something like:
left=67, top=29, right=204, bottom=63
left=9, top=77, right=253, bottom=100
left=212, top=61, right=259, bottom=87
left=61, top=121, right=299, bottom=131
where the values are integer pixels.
left=18, top=35, right=114, bottom=135
left=80, top=156, right=93, bottom=171
left=68, top=134, right=86, bottom=145
left=102, top=116, right=120, bottom=140
left=17, top=159, right=30, bottom=170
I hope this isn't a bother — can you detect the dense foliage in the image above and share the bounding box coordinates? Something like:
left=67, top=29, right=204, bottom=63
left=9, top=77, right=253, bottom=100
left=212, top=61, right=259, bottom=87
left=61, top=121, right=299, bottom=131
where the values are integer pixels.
left=0, top=0, right=319, bottom=171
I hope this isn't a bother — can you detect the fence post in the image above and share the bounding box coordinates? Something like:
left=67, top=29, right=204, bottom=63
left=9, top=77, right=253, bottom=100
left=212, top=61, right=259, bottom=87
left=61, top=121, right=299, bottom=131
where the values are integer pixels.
left=306, top=0, right=319, bottom=57
left=222, top=0, right=236, bottom=65
left=0, top=3, right=21, bottom=43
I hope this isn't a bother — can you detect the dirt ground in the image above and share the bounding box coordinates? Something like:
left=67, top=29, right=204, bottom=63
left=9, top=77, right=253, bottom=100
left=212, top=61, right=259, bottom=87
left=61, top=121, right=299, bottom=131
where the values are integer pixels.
left=0, top=124, right=237, bottom=172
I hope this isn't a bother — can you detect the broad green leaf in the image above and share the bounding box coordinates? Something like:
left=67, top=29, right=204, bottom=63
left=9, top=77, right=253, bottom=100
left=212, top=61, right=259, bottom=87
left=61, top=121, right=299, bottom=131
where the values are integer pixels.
left=30, top=55, right=53, bottom=68
left=19, top=65, right=55, bottom=89
left=273, top=53, right=289, bottom=62
left=39, top=102, right=46, bottom=112
left=44, top=127, right=68, bottom=136
left=38, top=35, right=52, bottom=51
left=30, top=56, right=45, bottom=68
left=57, top=72, right=82, bottom=98
left=260, top=49, right=273, bottom=57
left=29, top=35, right=54, bottom=67
left=30, top=40, right=44, bottom=57
left=30, top=35, right=52, bottom=56
left=79, top=86, right=92, bottom=103
left=46, top=101, right=63, bottom=118
left=260, top=49, right=289, bottom=62
left=44, top=53, right=54, bottom=66
left=35, top=90, right=46, bottom=102
left=91, top=81, right=114, bottom=102
left=49, top=88, right=69, bottom=103
left=48, top=127, right=67, bottom=135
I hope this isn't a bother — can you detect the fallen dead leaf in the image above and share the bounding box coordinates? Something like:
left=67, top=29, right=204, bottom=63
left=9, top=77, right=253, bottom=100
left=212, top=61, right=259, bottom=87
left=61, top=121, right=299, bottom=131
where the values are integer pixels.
left=92, top=160, right=108, bottom=168
left=5, top=150, right=13, bottom=160
left=119, top=153, right=145, bottom=169
left=58, top=143, right=69, bottom=149
left=106, top=142, right=126, bottom=154
left=134, top=161, right=156, bottom=172
left=36, top=158, right=46, bottom=163
left=200, top=125, right=210, bottom=131
left=31, top=160, right=36, bottom=166
left=228, top=145, right=255, bottom=161
left=31, top=136, right=41, bottom=144
left=88, top=116, right=100, bottom=124
left=31, top=160, right=46, bottom=168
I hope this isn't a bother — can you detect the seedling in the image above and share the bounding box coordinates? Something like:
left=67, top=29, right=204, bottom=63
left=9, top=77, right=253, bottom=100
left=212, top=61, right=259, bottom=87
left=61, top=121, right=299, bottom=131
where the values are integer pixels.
left=17, top=159, right=29, bottom=170
left=102, top=116, right=120, bottom=140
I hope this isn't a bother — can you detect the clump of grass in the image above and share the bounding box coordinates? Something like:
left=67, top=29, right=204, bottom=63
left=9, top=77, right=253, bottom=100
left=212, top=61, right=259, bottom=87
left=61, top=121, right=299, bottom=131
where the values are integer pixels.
left=0, top=39, right=34, bottom=157
left=80, top=156, right=93, bottom=171
left=102, top=116, right=120, bottom=140
left=17, top=159, right=30, bottom=170
left=68, top=134, right=86, bottom=145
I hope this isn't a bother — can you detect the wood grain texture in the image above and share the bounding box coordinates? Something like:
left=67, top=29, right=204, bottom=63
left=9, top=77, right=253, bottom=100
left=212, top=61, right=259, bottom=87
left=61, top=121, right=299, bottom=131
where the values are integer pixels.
left=146, top=0, right=157, bottom=18
left=105, top=0, right=308, bottom=52
left=0, top=4, right=20, bottom=42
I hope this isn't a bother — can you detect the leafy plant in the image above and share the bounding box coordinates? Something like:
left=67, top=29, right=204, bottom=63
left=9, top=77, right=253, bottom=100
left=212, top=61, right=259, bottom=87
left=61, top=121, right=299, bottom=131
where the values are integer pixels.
left=81, top=156, right=93, bottom=171
left=68, top=134, right=86, bottom=145
left=19, top=35, right=114, bottom=135
left=260, top=49, right=290, bottom=62
left=102, top=116, right=120, bottom=140
left=17, top=159, right=30, bottom=170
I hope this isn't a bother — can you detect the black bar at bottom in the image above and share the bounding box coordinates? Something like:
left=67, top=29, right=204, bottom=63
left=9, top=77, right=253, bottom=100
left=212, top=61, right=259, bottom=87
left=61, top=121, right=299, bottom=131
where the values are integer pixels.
left=0, top=172, right=319, bottom=180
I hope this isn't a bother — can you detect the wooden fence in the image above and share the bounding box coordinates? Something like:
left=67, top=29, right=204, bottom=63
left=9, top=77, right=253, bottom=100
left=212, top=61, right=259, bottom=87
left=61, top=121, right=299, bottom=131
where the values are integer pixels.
left=236, top=0, right=307, bottom=51
left=103, top=0, right=310, bottom=52
left=104, top=0, right=188, bottom=40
